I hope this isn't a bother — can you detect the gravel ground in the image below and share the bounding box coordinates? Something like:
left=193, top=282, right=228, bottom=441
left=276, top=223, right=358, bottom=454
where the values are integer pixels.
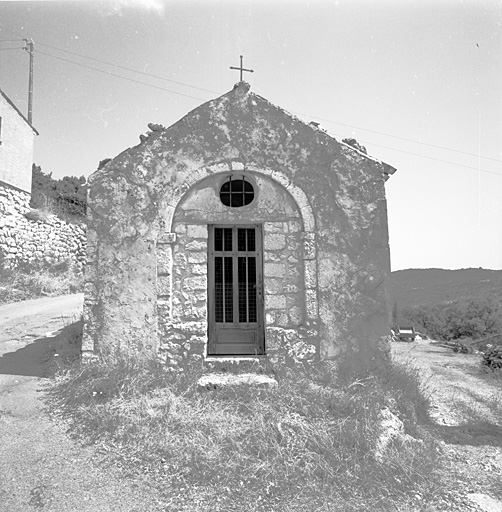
left=391, top=340, right=502, bottom=512
left=0, top=294, right=167, bottom=511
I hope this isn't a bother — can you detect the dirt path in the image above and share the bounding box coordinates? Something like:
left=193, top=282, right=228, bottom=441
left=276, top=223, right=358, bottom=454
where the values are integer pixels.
left=391, top=340, right=502, bottom=512
left=0, top=294, right=166, bottom=512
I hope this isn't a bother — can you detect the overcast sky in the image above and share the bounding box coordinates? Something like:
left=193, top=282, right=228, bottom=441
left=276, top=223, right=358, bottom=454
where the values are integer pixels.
left=1, top=0, right=501, bottom=271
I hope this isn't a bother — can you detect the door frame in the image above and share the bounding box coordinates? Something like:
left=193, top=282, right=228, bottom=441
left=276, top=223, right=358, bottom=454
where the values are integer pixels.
left=207, top=224, right=265, bottom=356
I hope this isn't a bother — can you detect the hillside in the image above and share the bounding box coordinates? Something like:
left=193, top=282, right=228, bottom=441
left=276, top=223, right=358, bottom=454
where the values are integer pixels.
left=389, top=268, right=502, bottom=308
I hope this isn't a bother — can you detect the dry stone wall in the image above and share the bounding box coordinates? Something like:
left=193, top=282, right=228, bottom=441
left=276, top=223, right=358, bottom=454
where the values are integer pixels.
left=0, top=182, right=86, bottom=271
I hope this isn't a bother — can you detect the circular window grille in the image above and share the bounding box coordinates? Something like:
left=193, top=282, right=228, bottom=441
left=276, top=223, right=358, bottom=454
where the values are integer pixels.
left=220, top=176, right=254, bottom=207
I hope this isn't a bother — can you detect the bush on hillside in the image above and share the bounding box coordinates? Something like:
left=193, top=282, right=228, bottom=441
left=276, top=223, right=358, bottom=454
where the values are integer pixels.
left=482, top=345, right=502, bottom=370
left=394, top=296, right=502, bottom=341
left=30, top=164, right=87, bottom=223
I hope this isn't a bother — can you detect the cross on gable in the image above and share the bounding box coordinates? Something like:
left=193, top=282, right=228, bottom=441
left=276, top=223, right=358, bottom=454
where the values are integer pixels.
left=230, top=55, right=254, bottom=82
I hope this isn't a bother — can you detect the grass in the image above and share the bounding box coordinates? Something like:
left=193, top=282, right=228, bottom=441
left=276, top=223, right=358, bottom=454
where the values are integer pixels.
left=47, top=325, right=450, bottom=512
left=0, top=259, right=83, bottom=305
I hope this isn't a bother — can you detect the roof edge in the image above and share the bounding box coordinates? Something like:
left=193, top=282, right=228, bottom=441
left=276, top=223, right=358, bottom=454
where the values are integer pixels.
left=0, top=88, right=39, bottom=135
left=339, top=140, right=397, bottom=179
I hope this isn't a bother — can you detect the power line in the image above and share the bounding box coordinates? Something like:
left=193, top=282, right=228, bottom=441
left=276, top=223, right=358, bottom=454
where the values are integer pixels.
left=353, top=138, right=502, bottom=177
left=36, top=49, right=502, bottom=177
left=292, top=111, right=502, bottom=164
left=37, top=41, right=220, bottom=96
left=0, top=47, right=24, bottom=51
left=0, top=39, right=24, bottom=43
left=325, top=127, right=501, bottom=177
left=37, top=50, right=209, bottom=102
left=33, top=39, right=502, bottom=166
left=10, top=34, right=501, bottom=177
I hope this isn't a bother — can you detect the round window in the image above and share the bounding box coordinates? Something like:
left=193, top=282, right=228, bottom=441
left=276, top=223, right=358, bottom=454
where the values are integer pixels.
left=220, top=176, right=254, bottom=207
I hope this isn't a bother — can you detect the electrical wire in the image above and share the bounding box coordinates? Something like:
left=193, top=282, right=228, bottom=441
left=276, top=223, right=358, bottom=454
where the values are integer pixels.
left=292, top=111, right=502, bottom=164
left=4, top=29, right=499, bottom=177
left=36, top=49, right=502, bottom=177
left=37, top=50, right=210, bottom=102
left=323, top=127, right=501, bottom=177
left=350, top=139, right=502, bottom=177
left=34, top=40, right=502, bottom=166
left=37, top=41, right=220, bottom=95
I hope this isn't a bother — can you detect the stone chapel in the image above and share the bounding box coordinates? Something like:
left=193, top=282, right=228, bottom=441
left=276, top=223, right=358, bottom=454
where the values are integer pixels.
left=82, top=81, right=396, bottom=371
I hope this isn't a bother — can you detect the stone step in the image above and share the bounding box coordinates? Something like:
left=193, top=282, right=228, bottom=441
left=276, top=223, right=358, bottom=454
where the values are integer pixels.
left=197, top=372, right=278, bottom=391
left=203, top=356, right=271, bottom=374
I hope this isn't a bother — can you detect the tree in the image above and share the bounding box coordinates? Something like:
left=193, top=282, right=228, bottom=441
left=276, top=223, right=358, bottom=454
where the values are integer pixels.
left=398, top=296, right=502, bottom=341
left=30, top=164, right=87, bottom=221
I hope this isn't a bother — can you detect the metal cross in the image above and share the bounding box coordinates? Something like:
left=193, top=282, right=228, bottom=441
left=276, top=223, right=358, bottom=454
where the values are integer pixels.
left=230, top=55, right=254, bottom=82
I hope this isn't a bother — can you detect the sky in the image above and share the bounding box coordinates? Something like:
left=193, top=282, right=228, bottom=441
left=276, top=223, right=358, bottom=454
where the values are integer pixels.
left=0, top=0, right=501, bottom=272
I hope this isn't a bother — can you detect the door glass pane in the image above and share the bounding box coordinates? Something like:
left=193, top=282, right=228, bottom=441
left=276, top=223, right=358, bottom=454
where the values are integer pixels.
left=238, top=229, right=246, bottom=252
left=224, top=256, right=233, bottom=322
left=215, top=257, right=223, bottom=322
left=248, top=257, right=257, bottom=322
left=224, top=228, right=232, bottom=251
left=215, top=228, right=223, bottom=252
left=247, top=229, right=255, bottom=252
left=238, top=257, right=247, bottom=322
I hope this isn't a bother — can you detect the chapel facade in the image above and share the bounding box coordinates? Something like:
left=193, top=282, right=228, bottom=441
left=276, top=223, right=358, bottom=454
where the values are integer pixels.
left=82, top=82, right=396, bottom=370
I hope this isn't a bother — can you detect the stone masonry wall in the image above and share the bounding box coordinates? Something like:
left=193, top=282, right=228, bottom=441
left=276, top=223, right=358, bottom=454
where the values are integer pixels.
left=263, top=220, right=317, bottom=365
left=83, top=82, right=395, bottom=372
left=263, top=220, right=304, bottom=327
left=158, top=223, right=208, bottom=366
left=152, top=169, right=319, bottom=369
left=0, top=182, right=86, bottom=271
left=157, top=217, right=317, bottom=368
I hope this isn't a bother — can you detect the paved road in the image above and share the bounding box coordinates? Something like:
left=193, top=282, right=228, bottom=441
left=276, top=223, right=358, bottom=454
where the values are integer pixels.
left=0, top=294, right=164, bottom=511
left=0, top=294, right=83, bottom=378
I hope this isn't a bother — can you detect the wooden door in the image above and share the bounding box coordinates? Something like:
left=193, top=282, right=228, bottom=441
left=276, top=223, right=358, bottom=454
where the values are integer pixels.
left=208, top=225, right=264, bottom=355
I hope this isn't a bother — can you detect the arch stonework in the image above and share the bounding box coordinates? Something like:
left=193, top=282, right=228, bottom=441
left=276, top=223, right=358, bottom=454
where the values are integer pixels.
left=164, top=162, right=316, bottom=233
left=155, top=161, right=320, bottom=364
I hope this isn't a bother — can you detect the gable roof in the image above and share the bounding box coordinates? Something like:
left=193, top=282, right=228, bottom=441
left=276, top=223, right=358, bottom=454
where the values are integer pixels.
left=98, top=81, right=396, bottom=187
left=146, top=81, right=397, bottom=180
left=0, top=87, right=39, bottom=135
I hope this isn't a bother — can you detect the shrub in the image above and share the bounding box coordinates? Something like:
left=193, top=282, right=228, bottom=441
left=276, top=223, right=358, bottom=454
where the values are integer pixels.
left=396, top=296, right=502, bottom=341
left=23, top=208, right=51, bottom=223
left=482, top=345, right=502, bottom=370
left=0, top=259, right=83, bottom=305
left=30, top=164, right=87, bottom=222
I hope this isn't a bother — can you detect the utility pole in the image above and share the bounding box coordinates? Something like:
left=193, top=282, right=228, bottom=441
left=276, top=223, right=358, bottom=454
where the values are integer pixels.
left=23, top=38, right=34, bottom=125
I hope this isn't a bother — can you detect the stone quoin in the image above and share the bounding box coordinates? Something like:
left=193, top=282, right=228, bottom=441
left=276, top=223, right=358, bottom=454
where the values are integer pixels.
left=82, top=82, right=397, bottom=371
